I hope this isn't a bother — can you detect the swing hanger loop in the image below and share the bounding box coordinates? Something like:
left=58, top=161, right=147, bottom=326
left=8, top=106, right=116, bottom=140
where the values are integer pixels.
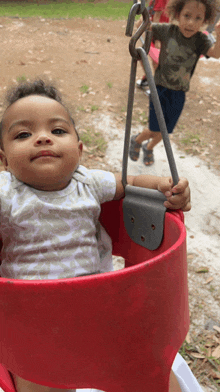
left=134, top=0, right=146, bottom=15
left=126, top=3, right=151, bottom=61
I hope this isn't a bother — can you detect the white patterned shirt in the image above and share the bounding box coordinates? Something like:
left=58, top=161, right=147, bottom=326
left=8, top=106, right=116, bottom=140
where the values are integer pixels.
left=0, top=166, right=116, bottom=280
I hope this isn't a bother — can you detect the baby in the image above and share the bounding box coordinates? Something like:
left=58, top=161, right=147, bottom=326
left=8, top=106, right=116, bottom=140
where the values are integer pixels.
left=0, top=79, right=190, bottom=392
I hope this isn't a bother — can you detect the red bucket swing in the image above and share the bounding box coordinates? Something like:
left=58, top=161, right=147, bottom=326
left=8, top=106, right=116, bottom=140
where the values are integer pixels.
left=0, top=3, right=189, bottom=392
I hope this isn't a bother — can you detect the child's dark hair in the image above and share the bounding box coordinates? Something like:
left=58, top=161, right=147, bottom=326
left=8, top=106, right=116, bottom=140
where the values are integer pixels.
left=167, top=0, right=220, bottom=23
left=0, top=79, right=79, bottom=146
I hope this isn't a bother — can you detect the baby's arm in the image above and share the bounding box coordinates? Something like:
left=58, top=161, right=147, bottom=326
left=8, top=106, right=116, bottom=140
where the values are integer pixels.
left=114, top=173, right=191, bottom=212
left=206, top=22, right=220, bottom=58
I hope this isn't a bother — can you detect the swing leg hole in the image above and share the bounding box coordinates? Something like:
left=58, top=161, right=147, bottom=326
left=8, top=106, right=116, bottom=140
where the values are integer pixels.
left=141, top=236, right=145, bottom=242
left=151, top=224, right=156, bottom=230
left=131, top=217, right=135, bottom=223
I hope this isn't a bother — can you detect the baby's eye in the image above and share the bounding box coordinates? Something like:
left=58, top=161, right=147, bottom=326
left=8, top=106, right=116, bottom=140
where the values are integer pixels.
left=52, top=128, right=67, bottom=135
left=15, top=132, right=31, bottom=139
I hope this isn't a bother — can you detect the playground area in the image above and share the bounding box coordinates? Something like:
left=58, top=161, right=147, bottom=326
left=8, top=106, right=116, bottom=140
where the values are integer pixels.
left=0, top=16, right=220, bottom=172
left=0, top=15, right=220, bottom=391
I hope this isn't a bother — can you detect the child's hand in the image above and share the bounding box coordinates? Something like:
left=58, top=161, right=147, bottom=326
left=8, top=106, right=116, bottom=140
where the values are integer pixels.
left=158, top=177, right=191, bottom=211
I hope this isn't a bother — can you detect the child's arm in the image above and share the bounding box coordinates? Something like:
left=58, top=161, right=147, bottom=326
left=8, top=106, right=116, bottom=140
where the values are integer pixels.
left=153, top=10, right=163, bottom=23
left=206, top=22, right=220, bottom=58
left=114, top=173, right=191, bottom=212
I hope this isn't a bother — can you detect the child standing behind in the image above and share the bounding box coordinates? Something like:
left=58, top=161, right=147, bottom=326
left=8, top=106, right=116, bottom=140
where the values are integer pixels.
left=130, top=0, right=220, bottom=165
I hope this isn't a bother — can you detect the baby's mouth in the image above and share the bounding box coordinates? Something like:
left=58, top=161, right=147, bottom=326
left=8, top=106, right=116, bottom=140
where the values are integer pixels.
left=31, top=150, right=59, bottom=160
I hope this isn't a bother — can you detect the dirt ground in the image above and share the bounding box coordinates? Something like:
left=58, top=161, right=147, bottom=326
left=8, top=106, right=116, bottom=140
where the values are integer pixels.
left=0, top=15, right=220, bottom=391
left=0, top=16, right=220, bottom=172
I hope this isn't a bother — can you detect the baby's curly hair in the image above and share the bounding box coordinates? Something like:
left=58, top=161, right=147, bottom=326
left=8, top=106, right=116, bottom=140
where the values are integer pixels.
left=0, top=79, right=79, bottom=146
left=5, top=78, right=63, bottom=107
left=166, top=0, right=220, bottom=23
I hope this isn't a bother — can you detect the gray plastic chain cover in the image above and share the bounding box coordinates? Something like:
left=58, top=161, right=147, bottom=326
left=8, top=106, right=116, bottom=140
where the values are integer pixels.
left=123, top=184, right=167, bottom=250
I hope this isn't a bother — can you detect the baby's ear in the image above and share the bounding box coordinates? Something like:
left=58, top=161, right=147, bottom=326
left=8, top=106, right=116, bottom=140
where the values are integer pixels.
left=78, top=141, right=83, bottom=157
left=0, top=149, right=8, bottom=170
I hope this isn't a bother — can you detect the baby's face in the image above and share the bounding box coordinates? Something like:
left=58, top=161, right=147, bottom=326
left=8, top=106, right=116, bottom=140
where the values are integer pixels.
left=0, top=95, right=83, bottom=191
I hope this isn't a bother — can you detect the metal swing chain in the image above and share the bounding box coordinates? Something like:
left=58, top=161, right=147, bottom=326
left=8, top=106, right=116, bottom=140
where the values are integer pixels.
left=132, top=0, right=146, bottom=15
left=121, top=0, right=181, bottom=250
left=122, top=1, right=179, bottom=189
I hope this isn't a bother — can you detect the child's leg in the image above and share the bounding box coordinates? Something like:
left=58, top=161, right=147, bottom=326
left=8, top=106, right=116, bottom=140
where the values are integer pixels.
left=132, top=128, right=162, bottom=166
left=135, top=128, right=162, bottom=149
left=169, top=370, right=182, bottom=392
left=129, top=128, right=162, bottom=164
left=12, top=374, right=76, bottom=392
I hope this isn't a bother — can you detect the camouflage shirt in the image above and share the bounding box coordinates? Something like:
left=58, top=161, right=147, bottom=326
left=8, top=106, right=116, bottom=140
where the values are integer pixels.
left=152, top=23, right=213, bottom=92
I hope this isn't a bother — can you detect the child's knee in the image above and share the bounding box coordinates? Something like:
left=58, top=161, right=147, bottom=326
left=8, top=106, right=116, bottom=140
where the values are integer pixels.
left=149, top=130, right=162, bottom=140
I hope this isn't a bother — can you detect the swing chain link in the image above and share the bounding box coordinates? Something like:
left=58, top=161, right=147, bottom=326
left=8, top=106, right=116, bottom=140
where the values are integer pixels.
left=133, top=0, right=146, bottom=15
left=123, top=0, right=180, bottom=188
left=126, top=1, right=152, bottom=60
left=122, top=0, right=180, bottom=250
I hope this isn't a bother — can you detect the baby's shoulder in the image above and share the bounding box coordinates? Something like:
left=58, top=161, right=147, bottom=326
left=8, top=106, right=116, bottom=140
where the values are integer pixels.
left=0, top=171, right=15, bottom=194
left=73, top=165, right=116, bottom=202
left=0, top=172, right=28, bottom=202
left=72, top=165, right=93, bottom=185
left=73, top=165, right=114, bottom=186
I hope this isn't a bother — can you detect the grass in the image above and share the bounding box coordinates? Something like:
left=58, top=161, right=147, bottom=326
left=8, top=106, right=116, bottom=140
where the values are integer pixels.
left=0, top=1, right=133, bottom=20
left=91, top=105, right=99, bottom=112
left=181, top=133, right=201, bottom=145
left=139, top=110, right=148, bottom=125
left=16, top=75, right=27, bottom=82
left=77, top=106, right=87, bottom=112
left=179, top=332, right=220, bottom=390
left=80, top=85, right=89, bottom=94
left=80, top=128, right=107, bottom=155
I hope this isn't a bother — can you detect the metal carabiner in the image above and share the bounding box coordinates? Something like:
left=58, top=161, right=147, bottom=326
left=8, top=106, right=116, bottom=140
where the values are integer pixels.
left=126, top=5, right=152, bottom=61
left=133, top=0, right=146, bottom=14
left=126, top=2, right=141, bottom=37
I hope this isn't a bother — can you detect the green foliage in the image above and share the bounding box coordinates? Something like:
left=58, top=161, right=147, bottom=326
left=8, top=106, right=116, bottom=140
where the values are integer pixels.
left=91, top=105, right=99, bottom=112
left=77, top=106, right=87, bottom=112
left=16, top=75, right=27, bottom=82
left=80, top=128, right=107, bottom=155
left=181, top=133, right=200, bottom=145
left=139, top=111, right=148, bottom=125
left=0, top=1, right=133, bottom=20
left=80, top=85, right=89, bottom=94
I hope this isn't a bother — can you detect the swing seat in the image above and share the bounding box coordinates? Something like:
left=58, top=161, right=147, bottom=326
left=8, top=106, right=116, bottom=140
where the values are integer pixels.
left=0, top=199, right=189, bottom=392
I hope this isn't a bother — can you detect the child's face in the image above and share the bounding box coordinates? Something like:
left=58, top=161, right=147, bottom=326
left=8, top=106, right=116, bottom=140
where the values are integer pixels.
left=177, top=1, right=206, bottom=38
left=0, top=95, right=83, bottom=191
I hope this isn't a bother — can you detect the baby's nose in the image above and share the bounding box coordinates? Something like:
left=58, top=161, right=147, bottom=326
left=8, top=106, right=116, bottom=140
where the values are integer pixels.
left=36, top=135, right=52, bottom=145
